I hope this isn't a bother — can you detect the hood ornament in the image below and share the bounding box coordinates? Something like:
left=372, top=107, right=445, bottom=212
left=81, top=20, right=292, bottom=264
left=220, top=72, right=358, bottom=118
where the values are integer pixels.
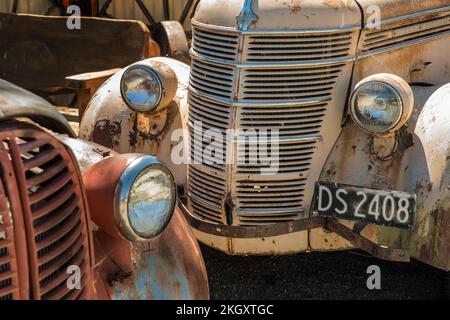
left=236, top=0, right=258, bottom=31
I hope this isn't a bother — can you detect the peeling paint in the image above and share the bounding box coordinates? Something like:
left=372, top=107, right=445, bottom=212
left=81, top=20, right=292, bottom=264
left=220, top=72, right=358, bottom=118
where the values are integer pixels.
left=91, top=119, right=121, bottom=149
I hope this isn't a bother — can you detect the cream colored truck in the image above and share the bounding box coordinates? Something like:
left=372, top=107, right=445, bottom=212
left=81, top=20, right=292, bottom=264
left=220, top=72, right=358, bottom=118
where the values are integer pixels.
left=79, top=0, right=450, bottom=278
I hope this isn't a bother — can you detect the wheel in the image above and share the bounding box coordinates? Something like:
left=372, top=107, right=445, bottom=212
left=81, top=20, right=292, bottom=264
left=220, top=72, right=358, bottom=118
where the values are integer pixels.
left=152, top=21, right=190, bottom=64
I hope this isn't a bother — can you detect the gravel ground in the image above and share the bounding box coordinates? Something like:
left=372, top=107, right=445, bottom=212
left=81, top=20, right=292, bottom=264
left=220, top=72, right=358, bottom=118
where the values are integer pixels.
left=201, top=244, right=447, bottom=300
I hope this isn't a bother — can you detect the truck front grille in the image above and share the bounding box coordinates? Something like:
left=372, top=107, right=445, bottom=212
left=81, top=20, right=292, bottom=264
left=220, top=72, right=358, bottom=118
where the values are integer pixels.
left=0, top=121, right=93, bottom=299
left=188, top=21, right=358, bottom=226
left=192, top=27, right=239, bottom=62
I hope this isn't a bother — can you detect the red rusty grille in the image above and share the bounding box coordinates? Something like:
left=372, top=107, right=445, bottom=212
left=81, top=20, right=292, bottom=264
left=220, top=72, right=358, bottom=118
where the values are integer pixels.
left=0, top=172, right=20, bottom=300
left=0, top=121, right=93, bottom=300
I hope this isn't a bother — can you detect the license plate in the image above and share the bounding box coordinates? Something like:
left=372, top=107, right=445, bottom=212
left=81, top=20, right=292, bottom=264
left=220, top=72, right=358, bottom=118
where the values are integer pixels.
left=313, top=181, right=416, bottom=230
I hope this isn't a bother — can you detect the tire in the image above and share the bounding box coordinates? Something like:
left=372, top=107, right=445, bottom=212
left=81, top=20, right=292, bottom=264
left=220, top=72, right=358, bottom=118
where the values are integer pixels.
left=152, top=21, right=190, bottom=64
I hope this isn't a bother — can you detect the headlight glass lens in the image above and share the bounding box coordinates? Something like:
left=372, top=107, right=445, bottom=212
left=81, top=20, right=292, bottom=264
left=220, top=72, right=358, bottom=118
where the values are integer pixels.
left=121, top=66, right=162, bottom=112
left=351, top=82, right=402, bottom=133
left=127, top=167, right=174, bottom=239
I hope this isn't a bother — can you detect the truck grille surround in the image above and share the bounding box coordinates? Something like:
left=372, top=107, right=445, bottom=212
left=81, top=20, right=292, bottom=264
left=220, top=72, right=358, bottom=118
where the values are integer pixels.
left=0, top=121, right=92, bottom=300
left=188, top=21, right=359, bottom=226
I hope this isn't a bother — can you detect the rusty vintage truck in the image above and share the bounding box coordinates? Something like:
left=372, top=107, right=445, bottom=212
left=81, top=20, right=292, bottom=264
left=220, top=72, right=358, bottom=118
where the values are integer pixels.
left=0, top=79, right=209, bottom=300
left=79, top=0, right=449, bottom=284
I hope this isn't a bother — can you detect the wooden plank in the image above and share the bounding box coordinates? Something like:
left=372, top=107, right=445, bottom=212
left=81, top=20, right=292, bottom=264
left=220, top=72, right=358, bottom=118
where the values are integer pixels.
left=0, top=13, right=149, bottom=90
left=65, top=68, right=121, bottom=89
left=56, top=106, right=79, bottom=123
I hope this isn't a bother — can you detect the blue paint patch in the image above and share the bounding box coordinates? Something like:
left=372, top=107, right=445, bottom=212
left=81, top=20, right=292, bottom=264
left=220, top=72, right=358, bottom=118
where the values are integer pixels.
left=112, top=251, right=193, bottom=300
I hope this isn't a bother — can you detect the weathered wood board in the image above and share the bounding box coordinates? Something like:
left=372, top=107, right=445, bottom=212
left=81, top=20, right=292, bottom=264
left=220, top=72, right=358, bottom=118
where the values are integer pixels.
left=0, top=13, right=149, bottom=90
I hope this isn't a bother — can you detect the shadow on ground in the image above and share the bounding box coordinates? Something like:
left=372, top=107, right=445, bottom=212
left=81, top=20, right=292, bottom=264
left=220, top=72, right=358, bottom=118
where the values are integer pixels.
left=201, top=244, right=446, bottom=300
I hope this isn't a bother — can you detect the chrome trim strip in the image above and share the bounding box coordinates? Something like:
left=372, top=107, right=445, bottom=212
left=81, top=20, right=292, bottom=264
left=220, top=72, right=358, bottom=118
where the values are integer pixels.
left=357, top=31, right=450, bottom=59
left=187, top=120, right=322, bottom=144
left=235, top=135, right=322, bottom=144
left=188, top=193, right=223, bottom=211
left=373, top=5, right=450, bottom=27
left=189, top=86, right=332, bottom=107
left=190, top=49, right=355, bottom=69
left=192, top=19, right=361, bottom=34
left=233, top=98, right=332, bottom=108
left=237, top=207, right=305, bottom=215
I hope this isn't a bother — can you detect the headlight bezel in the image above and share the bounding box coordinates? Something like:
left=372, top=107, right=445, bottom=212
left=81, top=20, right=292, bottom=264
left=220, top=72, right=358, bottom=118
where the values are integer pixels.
left=114, top=156, right=176, bottom=242
left=349, top=73, right=414, bottom=135
left=120, top=65, right=163, bottom=113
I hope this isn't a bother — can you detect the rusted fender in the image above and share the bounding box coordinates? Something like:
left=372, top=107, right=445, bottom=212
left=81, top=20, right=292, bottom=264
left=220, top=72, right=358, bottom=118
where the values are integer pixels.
left=314, top=84, right=450, bottom=270
left=79, top=57, right=190, bottom=185
left=93, top=205, right=209, bottom=300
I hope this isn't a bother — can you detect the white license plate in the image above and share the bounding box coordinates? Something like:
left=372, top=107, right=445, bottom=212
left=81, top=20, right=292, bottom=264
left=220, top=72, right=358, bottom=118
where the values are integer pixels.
left=313, top=182, right=416, bottom=230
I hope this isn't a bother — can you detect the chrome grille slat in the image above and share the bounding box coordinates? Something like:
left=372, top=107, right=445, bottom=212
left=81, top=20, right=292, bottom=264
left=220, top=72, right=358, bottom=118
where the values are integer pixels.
left=189, top=94, right=231, bottom=131
left=189, top=197, right=225, bottom=224
left=192, top=26, right=239, bottom=62
left=239, top=66, right=342, bottom=102
left=244, top=32, right=353, bottom=62
left=187, top=163, right=226, bottom=223
left=190, top=61, right=234, bottom=99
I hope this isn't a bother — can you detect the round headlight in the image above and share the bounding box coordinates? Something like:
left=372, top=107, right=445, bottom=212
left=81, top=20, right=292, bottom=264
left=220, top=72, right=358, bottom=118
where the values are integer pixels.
left=120, top=65, right=162, bottom=112
left=350, top=74, right=414, bottom=135
left=116, top=156, right=176, bottom=241
left=350, top=82, right=402, bottom=133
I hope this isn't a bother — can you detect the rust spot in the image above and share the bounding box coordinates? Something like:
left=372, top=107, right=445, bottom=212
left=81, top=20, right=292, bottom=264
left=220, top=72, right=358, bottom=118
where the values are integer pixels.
left=396, top=127, right=414, bottom=151
left=93, top=147, right=111, bottom=158
left=128, top=103, right=177, bottom=149
left=107, top=270, right=132, bottom=286
left=427, top=182, right=433, bottom=192
left=289, top=0, right=302, bottom=14
left=91, top=120, right=121, bottom=149
left=129, top=130, right=137, bottom=148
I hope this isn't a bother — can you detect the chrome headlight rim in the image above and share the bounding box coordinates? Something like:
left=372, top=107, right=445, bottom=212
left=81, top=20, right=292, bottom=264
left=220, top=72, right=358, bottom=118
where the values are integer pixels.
left=114, top=155, right=176, bottom=242
left=350, top=80, right=404, bottom=134
left=120, top=65, right=163, bottom=113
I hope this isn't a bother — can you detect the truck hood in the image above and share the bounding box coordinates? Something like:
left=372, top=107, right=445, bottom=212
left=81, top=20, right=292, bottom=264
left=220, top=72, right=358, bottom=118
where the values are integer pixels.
left=194, top=0, right=362, bottom=29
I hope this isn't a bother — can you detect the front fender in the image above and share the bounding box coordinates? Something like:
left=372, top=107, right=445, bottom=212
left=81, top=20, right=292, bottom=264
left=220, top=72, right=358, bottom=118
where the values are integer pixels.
left=312, top=84, right=450, bottom=270
left=79, top=57, right=190, bottom=185
left=93, top=206, right=209, bottom=300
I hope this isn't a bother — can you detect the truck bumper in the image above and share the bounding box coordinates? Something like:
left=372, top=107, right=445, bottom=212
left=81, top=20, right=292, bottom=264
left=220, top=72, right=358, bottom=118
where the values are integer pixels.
left=179, top=200, right=410, bottom=262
